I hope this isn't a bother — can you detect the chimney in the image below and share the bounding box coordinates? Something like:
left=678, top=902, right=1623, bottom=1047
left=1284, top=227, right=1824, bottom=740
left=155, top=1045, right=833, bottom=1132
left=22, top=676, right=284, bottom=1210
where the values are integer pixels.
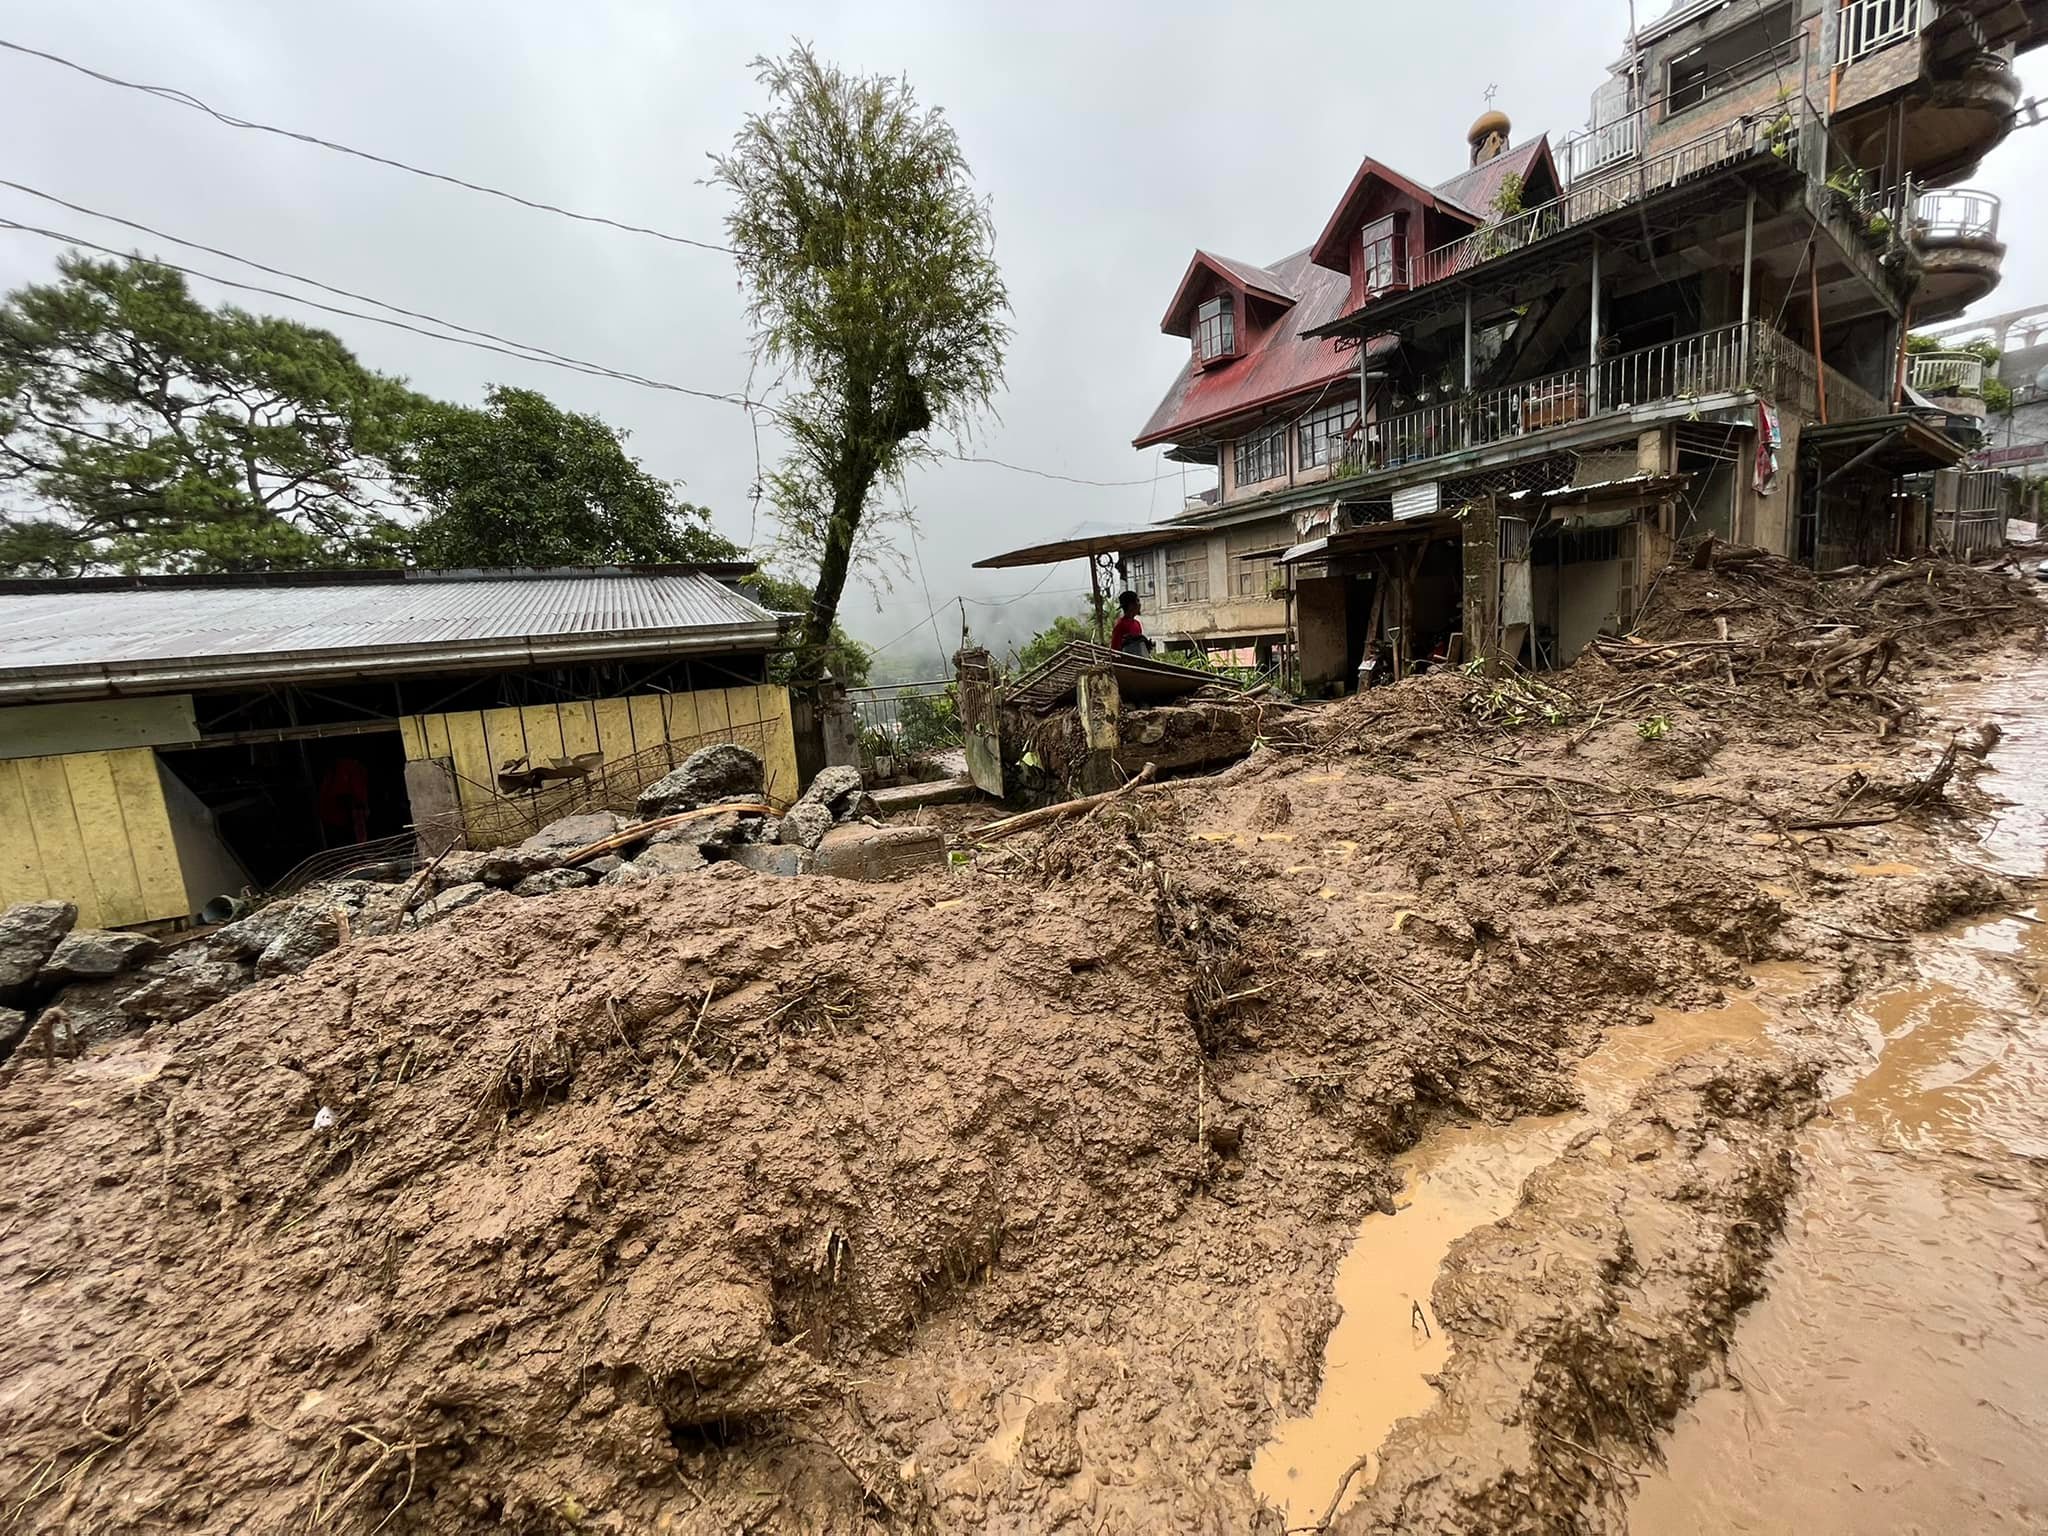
left=1467, top=108, right=1512, bottom=167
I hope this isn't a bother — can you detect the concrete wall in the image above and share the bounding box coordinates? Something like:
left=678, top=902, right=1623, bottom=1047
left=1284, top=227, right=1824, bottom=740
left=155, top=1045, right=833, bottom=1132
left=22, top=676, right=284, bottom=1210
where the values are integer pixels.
left=1152, top=520, right=1292, bottom=645
left=0, top=747, right=191, bottom=927
left=398, top=684, right=800, bottom=849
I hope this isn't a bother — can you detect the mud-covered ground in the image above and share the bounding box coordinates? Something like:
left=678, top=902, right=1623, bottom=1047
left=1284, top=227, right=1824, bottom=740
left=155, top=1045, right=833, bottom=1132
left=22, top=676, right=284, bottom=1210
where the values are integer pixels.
left=1, top=550, right=2042, bottom=1534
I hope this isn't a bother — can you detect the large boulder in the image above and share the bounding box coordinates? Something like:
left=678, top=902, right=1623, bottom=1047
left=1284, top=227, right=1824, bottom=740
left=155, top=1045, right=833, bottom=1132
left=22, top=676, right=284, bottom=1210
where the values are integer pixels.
left=777, top=800, right=835, bottom=852
left=254, top=906, right=342, bottom=979
left=518, top=813, right=620, bottom=856
left=37, top=928, right=158, bottom=985
left=429, top=849, right=492, bottom=891
left=634, top=843, right=710, bottom=878
left=728, top=844, right=813, bottom=878
left=0, top=1006, right=26, bottom=1059
left=511, top=867, right=596, bottom=897
left=798, top=766, right=866, bottom=822
left=0, top=901, right=78, bottom=1004
left=416, top=882, right=492, bottom=924
left=476, top=845, right=561, bottom=887
left=122, top=952, right=253, bottom=1025
left=46, top=979, right=137, bottom=1047
left=637, top=744, right=765, bottom=816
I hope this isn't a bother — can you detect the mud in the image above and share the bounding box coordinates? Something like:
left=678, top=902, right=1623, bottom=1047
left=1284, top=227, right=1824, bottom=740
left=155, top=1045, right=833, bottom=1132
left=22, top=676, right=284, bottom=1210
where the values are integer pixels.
left=0, top=552, right=2043, bottom=1534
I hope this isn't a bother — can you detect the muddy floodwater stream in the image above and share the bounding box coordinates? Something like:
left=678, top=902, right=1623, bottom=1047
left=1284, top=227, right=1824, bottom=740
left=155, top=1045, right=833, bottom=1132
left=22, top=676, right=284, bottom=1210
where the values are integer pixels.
left=1256, top=659, right=2048, bottom=1533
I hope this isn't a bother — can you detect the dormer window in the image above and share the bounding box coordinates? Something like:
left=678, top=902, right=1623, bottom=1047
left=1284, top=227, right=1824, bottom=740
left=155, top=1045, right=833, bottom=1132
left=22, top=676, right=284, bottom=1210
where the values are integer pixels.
left=1195, top=295, right=1237, bottom=364
left=1360, top=216, right=1407, bottom=296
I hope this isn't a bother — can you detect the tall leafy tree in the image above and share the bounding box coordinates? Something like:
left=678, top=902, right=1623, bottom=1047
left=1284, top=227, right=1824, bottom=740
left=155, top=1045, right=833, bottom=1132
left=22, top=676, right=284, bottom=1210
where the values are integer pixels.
left=712, top=44, right=1009, bottom=683
left=0, top=254, right=421, bottom=574
left=403, top=385, right=740, bottom=567
left=747, top=570, right=872, bottom=685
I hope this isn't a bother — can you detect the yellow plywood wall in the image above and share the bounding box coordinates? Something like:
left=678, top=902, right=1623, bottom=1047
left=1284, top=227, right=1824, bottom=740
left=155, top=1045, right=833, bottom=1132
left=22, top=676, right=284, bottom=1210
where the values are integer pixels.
left=398, top=685, right=800, bottom=843
left=0, top=747, right=191, bottom=928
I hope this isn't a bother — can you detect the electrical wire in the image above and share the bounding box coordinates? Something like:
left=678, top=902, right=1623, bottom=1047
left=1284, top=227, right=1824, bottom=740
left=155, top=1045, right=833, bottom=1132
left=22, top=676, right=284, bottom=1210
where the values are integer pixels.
left=0, top=216, right=767, bottom=411
left=0, top=36, right=733, bottom=254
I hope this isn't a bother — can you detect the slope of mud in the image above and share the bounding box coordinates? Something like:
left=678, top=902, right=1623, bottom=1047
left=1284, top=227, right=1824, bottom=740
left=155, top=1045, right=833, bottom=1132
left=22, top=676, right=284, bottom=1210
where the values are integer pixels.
left=0, top=553, right=2041, bottom=1534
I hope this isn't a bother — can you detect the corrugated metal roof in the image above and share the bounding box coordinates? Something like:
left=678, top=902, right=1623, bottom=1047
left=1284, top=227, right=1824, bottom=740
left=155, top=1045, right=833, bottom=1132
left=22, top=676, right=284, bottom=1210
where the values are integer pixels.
left=0, top=568, right=784, bottom=700
left=1432, top=138, right=1557, bottom=222
left=1135, top=250, right=1398, bottom=448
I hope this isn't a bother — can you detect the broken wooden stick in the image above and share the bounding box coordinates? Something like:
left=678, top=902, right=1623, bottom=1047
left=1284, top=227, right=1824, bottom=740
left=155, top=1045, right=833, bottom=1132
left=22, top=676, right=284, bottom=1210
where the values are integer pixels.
left=560, top=804, right=774, bottom=865
left=968, top=763, right=1158, bottom=845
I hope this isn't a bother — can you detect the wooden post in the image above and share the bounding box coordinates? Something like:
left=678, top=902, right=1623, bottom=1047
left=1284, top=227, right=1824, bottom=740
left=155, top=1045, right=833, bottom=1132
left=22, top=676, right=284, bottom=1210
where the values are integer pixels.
left=1460, top=494, right=1502, bottom=678
left=1740, top=187, right=1756, bottom=375
left=1463, top=289, right=1474, bottom=389
left=1089, top=554, right=1107, bottom=646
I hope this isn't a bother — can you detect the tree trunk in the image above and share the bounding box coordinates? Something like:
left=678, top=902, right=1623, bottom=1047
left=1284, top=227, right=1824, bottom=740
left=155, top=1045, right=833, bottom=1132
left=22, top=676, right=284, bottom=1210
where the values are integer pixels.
left=794, top=471, right=874, bottom=685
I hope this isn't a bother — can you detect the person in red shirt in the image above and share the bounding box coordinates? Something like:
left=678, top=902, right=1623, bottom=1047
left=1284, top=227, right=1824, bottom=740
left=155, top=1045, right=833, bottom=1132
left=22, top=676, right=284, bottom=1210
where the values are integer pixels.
left=1109, top=590, right=1146, bottom=652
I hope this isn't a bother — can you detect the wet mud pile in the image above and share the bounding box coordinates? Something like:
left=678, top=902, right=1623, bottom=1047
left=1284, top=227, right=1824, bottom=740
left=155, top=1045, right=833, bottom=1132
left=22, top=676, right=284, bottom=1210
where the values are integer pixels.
left=0, top=553, right=2041, bottom=1533
left=1339, top=1053, right=1821, bottom=1536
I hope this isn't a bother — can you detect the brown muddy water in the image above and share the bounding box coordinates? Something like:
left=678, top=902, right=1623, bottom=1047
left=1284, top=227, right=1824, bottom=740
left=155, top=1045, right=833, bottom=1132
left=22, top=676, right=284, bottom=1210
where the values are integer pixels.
left=1256, top=659, right=2048, bottom=1533
left=1632, top=660, right=2048, bottom=1535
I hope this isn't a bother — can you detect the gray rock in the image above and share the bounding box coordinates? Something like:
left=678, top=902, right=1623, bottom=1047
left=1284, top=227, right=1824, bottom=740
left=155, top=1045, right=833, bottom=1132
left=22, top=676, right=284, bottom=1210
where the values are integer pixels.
left=0, top=1006, right=27, bottom=1058
left=38, top=928, right=158, bottom=984
left=634, top=843, right=709, bottom=878
left=511, top=867, right=597, bottom=897
left=799, top=765, right=866, bottom=821
left=637, top=744, right=765, bottom=816
left=123, top=953, right=253, bottom=1024
left=598, top=861, right=656, bottom=887
left=728, top=844, right=813, bottom=878
left=586, top=855, right=624, bottom=877
left=416, top=882, right=492, bottom=923
left=430, top=850, right=492, bottom=890
left=651, top=810, right=755, bottom=854
left=476, top=845, right=561, bottom=887
left=519, top=812, right=620, bottom=855
left=255, top=905, right=342, bottom=979
left=47, top=978, right=137, bottom=1046
left=212, top=900, right=303, bottom=963
left=0, top=901, right=78, bottom=1003
left=777, top=800, right=835, bottom=852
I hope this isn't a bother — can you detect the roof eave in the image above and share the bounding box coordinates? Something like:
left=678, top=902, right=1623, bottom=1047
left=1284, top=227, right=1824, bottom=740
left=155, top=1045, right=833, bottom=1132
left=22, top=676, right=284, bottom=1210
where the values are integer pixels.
left=0, top=621, right=789, bottom=704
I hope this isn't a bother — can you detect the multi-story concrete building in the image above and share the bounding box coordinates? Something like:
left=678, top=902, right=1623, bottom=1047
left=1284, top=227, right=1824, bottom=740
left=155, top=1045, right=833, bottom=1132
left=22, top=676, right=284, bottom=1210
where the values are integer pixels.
left=1128, top=0, right=2041, bottom=689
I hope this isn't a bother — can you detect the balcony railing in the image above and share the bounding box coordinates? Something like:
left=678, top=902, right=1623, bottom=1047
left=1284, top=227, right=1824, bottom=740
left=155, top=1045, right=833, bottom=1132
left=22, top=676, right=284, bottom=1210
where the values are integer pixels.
left=1838, top=0, right=1925, bottom=63
left=1910, top=352, right=1986, bottom=396
left=1561, top=113, right=1640, bottom=183
left=1359, top=323, right=1760, bottom=475
left=1400, top=110, right=1805, bottom=296
left=1914, top=188, right=2001, bottom=242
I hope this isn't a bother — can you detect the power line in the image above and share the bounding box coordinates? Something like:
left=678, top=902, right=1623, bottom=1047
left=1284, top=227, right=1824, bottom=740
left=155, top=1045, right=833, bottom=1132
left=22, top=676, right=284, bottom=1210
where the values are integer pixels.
left=0, top=215, right=767, bottom=410
left=0, top=37, right=733, bottom=255
left=0, top=207, right=1188, bottom=496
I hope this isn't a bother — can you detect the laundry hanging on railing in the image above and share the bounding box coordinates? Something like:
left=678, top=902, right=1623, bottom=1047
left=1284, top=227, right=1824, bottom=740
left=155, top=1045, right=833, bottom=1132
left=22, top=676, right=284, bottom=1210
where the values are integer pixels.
left=1755, top=400, right=1782, bottom=496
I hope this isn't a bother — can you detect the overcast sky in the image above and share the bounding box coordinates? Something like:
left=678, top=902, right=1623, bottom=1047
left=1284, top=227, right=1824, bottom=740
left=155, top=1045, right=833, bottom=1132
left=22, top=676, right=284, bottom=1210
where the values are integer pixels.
left=4, top=2, right=2043, bottom=672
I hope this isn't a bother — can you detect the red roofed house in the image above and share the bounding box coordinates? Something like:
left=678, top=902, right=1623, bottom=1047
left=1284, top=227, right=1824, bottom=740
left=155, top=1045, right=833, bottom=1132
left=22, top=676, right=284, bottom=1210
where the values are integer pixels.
left=1127, top=0, right=2038, bottom=690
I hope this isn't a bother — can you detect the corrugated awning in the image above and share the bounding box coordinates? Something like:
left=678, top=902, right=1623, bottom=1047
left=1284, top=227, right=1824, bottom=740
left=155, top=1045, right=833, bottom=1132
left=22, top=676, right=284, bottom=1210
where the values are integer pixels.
left=1805, top=414, right=1970, bottom=475
left=974, top=526, right=1192, bottom=569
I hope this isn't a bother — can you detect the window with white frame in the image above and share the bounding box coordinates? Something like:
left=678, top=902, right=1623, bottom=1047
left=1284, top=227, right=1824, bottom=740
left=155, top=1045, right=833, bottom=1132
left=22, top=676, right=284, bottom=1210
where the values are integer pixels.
left=1297, top=399, right=1360, bottom=470
left=1164, top=543, right=1209, bottom=605
left=1195, top=295, right=1236, bottom=363
left=1233, top=422, right=1286, bottom=487
left=1228, top=521, right=1289, bottom=600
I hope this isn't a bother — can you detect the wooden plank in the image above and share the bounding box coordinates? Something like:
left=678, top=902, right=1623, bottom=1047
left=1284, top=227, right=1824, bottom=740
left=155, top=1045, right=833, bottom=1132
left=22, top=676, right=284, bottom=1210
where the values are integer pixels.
left=441, top=711, right=494, bottom=814
left=559, top=698, right=603, bottom=766
left=519, top=702, right=570, bottom=770
left=754, top=686, right=800, bottom=807
left=0, top=695, right=199, bottom=760
left=592, top=698, right=638, bottom=766
left=423, top=712, right=454, bottom=765
left=481, top=707, right=532, bottom=793
left=661, top=688, right=703, bottom=750
left=629, top=695, right=671, bottom=767
left=61, top=751, right=147, bottom=927
left=14, top=753, right=102, bottom=925
left=397, top=715, right=425, bottom=760
left=0, top=761, right=49, bottom=906
left=108, top=748, right=190, bottom=921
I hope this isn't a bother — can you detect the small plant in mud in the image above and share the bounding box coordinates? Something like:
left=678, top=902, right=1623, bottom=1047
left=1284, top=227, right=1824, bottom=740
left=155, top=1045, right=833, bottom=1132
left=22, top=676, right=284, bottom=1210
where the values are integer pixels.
left=1638, top=713, right=1673, bottom=741
left=1467, top=672, right=1574, bottom=729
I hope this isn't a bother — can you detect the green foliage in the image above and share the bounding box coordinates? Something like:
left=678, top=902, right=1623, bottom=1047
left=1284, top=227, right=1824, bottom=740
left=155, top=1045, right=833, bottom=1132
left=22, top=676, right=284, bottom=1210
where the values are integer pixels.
left=1014, top=610, right=1095, bottom=672
left=0, top=254, right=424, bottom=574
left=712, top=43, right=1010, bottom=684
left=749, top=570, right=872, bottom=686
left=896, top=688, right=960, bottom=752
left=1983, top=375, right=2014, bottom=414
left=1490, top=173, right=1525, bottom=221
left=1637, top=713, right=1672, bottom=741
left=403, top=386, right=739, bottom=568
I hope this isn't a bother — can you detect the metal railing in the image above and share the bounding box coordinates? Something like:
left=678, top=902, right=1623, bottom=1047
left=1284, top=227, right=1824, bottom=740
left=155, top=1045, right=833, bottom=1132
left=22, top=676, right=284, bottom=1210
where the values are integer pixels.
left=1839, top=0, right=1925, bottom=63
left=1937, top=512, right=2006, bottom=559
left=1359, top=323, right=1758, bottom=473
left=1406, top=109, right=1804, bottom=293
left=1911, top=352, right=1987, bottom=396
left=848, top=680, right=962, bottom=762
left=1914, top=188, right=2001, bottom=242
left=1561, top=113, right=1640, bottom=183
